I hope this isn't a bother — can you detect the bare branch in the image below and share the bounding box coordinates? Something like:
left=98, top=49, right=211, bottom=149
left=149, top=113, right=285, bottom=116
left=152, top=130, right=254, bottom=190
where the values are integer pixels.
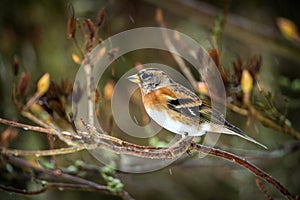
left=1, top=155, right=134, bottom=200
left=0, top=117, right=55, bottom=135
left=190, top=143, right=297, bottom=200
left=0, top=115, right=297, bottom=199
left=0, top=146, right=86, bottom=156
left=0, top=185, right=47, bottom=195
left=227, top=104, right=300, bottom=140
left=155, top=8, right=198, bottom=89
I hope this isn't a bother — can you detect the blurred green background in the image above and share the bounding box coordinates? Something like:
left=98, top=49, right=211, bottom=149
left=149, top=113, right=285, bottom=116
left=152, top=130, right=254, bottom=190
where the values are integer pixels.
left=0, top=0, right=300, bottom=199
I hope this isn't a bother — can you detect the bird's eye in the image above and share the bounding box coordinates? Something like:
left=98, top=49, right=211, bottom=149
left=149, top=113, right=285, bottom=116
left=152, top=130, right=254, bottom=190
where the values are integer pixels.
left=153, top=83, right=159, bottom=88
left=141, top=73, right=152, bottom=80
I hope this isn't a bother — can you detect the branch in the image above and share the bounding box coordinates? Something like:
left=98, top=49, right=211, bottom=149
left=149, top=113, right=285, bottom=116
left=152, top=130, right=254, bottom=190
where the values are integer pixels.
left=1, top=137, right=297, bottom=199
left=227, top=104, right=300, bottom=140
left=155, top=8, right=198, bottom=89
left=1, top=155, right=134, bottom=200
left=0, top=118, right=55, bottom=135
left=190, top=143, right=297, bottom=200
left=83, top=59, right=95, bottom=127
left=0, top=139, right=190, bottom=159
left=0, top=146, right=86, bottom=156
left=0, top=115, right=297, bottom=199
left=0, top=185, right=47, bottom=195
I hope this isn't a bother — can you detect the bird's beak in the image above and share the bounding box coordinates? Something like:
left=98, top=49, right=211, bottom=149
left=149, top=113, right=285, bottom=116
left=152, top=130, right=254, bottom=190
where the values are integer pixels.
left=127, top=74, right=140, bottom=84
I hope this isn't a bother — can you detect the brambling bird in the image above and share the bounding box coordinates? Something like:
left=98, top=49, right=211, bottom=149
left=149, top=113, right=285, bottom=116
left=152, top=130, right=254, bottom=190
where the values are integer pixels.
left=127, top=68, right=267, bottom=149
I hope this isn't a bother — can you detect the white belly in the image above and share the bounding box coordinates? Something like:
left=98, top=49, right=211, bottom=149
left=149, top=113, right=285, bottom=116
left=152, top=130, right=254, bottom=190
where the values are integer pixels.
left=146, top=107, right=211, bottom=136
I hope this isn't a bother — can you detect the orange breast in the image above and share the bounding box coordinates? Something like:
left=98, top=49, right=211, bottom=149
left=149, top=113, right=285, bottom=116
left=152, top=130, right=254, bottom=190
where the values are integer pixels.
left=143, top=87, right=176, bottom=109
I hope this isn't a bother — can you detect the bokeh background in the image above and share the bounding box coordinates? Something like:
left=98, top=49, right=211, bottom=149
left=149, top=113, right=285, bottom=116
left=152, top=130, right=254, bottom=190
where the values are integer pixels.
left=0, top=0, right=300, bottom=199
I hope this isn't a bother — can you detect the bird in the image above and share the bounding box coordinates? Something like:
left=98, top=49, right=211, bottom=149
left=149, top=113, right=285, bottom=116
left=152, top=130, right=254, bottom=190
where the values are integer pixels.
left=127, top=68, right=267, bottom=149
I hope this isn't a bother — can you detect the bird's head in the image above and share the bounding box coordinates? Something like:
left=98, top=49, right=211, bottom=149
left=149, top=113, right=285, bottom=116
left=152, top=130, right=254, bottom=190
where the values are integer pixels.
left=127, top=68, right=174, bottom=94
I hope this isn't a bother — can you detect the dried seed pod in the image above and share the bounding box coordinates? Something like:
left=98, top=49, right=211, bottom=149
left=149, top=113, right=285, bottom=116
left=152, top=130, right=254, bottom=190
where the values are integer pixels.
left=18, top=72, right=31, bottom=95
left=85, top=19, right=96, bottom=39
left=96, top=8, right=106, bottom=27
left=247, top=55, right=262, bottom=77
left=67, top=4, right=76, bottom=39
left=208, top=48, right=220, bottom=68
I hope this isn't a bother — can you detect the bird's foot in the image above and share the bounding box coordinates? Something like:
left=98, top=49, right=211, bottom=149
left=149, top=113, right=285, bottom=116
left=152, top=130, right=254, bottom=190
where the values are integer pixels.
left=165, top=133, right=190, bottom=159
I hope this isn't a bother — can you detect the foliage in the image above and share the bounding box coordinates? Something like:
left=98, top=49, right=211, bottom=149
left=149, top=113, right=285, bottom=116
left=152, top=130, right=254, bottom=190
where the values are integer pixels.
left=0, top=1, right=300, bottom=200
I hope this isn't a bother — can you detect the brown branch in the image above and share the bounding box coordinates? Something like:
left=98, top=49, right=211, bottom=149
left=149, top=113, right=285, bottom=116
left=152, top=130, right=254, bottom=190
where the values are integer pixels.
left=190, top=143, right=297, bottom=200
left=0, top=185, right=47, bottom=195
left=155, top=8, right=198, bottom=89
left=46, top=182, right=107, bottom=192
left=1, top=155, right=134, bottom=200
left=0, top=115, right=297, bottom=199
left=0, top=117, right=55, bottom=135
left=227, top=104, right=300, bottom=140
left=21, top=111, right=52, bottom=129
left=256, top=179, right=274, bottom=200
left=0, top=139, right=190, bottom=160
left=1, top=138, right=297, bottom=199
left=83, top=58, right=95, bottom=127
left=0, top=146, right=86, bottom=156
left=46, top=182, right=134, bottom=200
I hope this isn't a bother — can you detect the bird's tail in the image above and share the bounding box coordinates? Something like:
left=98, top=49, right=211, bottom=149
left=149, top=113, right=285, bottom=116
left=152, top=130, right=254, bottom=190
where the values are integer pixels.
left=222, top=121, right=267, bottom=149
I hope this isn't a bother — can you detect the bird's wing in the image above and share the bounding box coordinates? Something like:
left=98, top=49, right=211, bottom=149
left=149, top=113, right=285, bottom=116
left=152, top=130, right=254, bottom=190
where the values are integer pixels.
left=162, top=84, right=267, bottom=149
left=165, top=84, right=226, bottom=124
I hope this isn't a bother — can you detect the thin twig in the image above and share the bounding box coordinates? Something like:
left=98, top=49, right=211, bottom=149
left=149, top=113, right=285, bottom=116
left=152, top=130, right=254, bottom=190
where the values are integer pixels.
left=0, top=146, right=86, bottom=156
left=190, top=143, right=296, bottom=200
left=46, top=182, right=107, bottom=191
left=1, top=155, right=134, bottom=200
left=21, top=111, right=51, bottom=129
left=256, top=179, right=274, bottom=200
left=82, top=56, right=96, bottom=133
left=155, top=8, right=198, bottom=89
left=0, top=185, right=47, bottom=195
left=227, top=104, right=300, bottom=140
left=0, top=117, right=55, bottom=135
